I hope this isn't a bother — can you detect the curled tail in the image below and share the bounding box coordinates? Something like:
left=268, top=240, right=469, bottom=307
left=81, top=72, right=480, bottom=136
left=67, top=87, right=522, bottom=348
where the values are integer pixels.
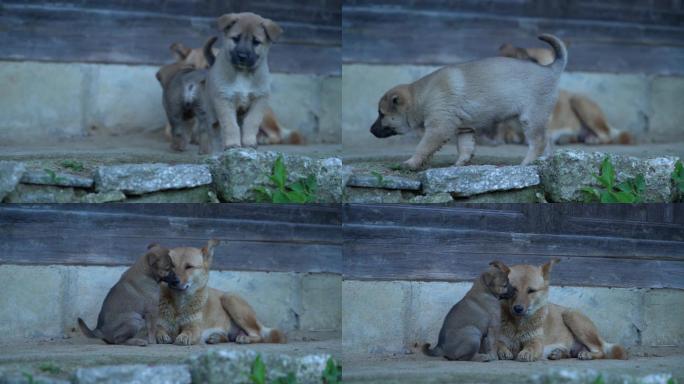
left=422, top=343, right=444, bottom=358
left=538, top=34, right=567, bottom=73
left=203, top=36, right=218, bottom=67
left=260, top=327, right=287, bottom=344
left=77, top=318, right=105, bottom=340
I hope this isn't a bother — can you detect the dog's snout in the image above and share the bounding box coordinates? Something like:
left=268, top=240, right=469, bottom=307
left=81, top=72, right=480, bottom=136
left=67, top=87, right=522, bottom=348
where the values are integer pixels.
left=513, top=305, right=525, bottom=314
left=162, top=271, right=180, bottom=286
left=236, top=51, right=249, bottom=60
left=370, top=117, right=397, bottom=138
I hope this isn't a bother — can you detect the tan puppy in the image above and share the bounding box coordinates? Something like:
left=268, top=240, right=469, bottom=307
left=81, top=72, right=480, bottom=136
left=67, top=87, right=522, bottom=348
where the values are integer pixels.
left=371, top=34, right=567, bottom=170
left=163, top=39, right=302, bottom=146
left=206, top=12, right=283, bottom=150
left=494, top=45, right=633, bottom=146
left=423, top=261, right=514, bottom=361
left=496, top=259, right=627, bottom=362
left=155, top=240, right=285, bottom=346
left=78, top=244, right=176, bottom=346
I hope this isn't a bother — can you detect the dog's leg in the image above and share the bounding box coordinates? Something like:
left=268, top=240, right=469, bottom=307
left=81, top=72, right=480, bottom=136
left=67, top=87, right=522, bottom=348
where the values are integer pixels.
left=496, top=340, right=514, bottom=360
left=241, top=97, right=268, bottom=148
left=169, top=116, right=191, bottom=152
left=562, top=310, right=608, bottom=360
left=190, top=118, right=200, bottom=145
left=220, top=294, right=264, bottom=344
left=455, top=127, right=476, bottom=166
left=175, top=324, right=202, bottom=346
left=520, top=115, right=547, bottom=166
left=516, top=338, right=543, bottom=362
left=206, top=332, right=228, bottom=344
left=213, top=98, right=241, bottom=149
left=472, top=325, right=498, bottom=362
left=145, top=308, right=157, bottom=345
left=403, top=119, right=453, bottom=171
left=155, top=298, right=175, bottom=344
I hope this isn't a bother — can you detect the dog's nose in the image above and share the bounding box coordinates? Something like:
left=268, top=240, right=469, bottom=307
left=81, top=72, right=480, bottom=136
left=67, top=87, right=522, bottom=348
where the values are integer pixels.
left=236, top=51, right=248, bottom=60
left=513, top=305, right=524, bottom=314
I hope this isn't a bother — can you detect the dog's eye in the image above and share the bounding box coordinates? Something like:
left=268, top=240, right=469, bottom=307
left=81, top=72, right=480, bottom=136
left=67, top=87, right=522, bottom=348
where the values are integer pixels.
left=528, top=288, right=537, bottom=294
left=253, top=38, right=261, bottom=46
left=231, top=35, right=240, bottom=43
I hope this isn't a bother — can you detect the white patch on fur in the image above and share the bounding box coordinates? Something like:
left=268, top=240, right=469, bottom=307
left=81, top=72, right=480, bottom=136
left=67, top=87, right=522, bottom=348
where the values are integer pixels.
left=184, top=82, right=197, bottom=105
left=201, top=327, right=226, bottom=343
left=259, top=326, right=272, bottom=339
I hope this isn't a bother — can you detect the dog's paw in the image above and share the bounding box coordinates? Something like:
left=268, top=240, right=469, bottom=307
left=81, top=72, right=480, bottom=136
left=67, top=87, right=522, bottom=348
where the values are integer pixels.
left=235, top=334, right=253, bottom=344
left=548, top=348, right=566, bottom=360
left=174, top=332, right=193, bottom=346
left=125, top=338, right=148, bottom=347
left=516, top=349, right=537, bottom=362
left=497, top=346, right=514, bottom=360
left=401, top=158, right=423, bottom=171
left=472, top=353, right=497, bottom=362
left=577, top=350, right=594, bottom=360
left=155, top=331, right=173, bottom=344
left=206, top=333, right=225, bottom=345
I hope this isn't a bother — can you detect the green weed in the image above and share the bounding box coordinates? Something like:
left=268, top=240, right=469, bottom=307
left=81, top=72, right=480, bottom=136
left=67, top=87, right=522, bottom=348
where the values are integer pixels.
left=59, top=160, right=85, bottom=172
left=581, top=156, right=645, bottom=203
left=254, top=155, right=317, bottom=203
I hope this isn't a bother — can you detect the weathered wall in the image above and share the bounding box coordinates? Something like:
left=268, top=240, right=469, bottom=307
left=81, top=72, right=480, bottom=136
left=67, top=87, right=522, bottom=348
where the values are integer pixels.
left=0, top=61, right=340, bottom=144
left=342, top=280, right=684, bottom=355
left=0, top=265, right=340, bottom=341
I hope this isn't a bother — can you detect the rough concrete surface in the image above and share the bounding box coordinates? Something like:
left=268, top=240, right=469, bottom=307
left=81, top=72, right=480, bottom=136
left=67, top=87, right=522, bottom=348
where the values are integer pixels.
left=342, top=280, right=684, bottom=356
left=94, top=163, right=212, bottom=194
left=420, top=165, right=540, bottom=196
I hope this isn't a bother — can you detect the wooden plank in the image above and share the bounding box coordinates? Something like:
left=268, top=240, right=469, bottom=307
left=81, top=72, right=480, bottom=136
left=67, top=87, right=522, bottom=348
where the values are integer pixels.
left=0, top=3, right=341, bottom=75
left=343, top=245, right=684, bottom=289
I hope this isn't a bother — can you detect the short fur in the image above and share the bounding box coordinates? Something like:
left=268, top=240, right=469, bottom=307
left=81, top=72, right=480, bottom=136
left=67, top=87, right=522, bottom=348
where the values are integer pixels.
left=491, top=44, right=632, bottom=146
left=423, top=261, right=514, bottom=361
left=163, top=38, right=302, bottom=147
left=496, top=259, right=627, bottom=362
left=78, top=244, right=176, bottom=346
left=155, top=240, right=285, bottom=346
left=205, top=12, right=283, bottom=151
left=370, top=34, right=567, bottom=170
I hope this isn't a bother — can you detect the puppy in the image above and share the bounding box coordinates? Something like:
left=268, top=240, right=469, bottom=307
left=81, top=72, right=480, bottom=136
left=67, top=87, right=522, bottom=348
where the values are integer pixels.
left=163, top=40, right=301, bottom=146
left=206, top=12, right=283, bottom=150
left=155, top=239, right=285, bottom=346
left=423, top=261, right=513, bottom=361
left=78, top=244, right=177, bottom=346
left=370, top=34, right=567, bottom=170
left=494, top=44, right=633, bottom=146
left=496, top=259, right=627, bottom=362
left=156, top=37, right=217, bottom=153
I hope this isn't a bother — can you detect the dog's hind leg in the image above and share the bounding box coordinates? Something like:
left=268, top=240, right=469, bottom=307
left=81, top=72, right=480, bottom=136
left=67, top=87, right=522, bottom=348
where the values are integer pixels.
left=455, top=128, right=475, bottom=166
left=520, top=115, right=547, bottom=166
left=220, top=294, right=264, bottom=344
left=562, top=310, right=607, bottom=360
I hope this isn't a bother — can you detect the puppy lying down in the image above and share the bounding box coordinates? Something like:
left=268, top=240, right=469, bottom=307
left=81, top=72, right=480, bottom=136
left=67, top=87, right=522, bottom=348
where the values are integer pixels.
left=371, top=34, right=567, bottom=170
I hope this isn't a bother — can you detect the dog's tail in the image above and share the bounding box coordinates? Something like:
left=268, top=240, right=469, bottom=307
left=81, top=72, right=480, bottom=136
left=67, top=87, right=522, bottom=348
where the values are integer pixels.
left=77, top=318, right=105, bottom=340
left=422, top=343, right=444, bottom=358
left=203, top=36, right=218, bottom=67
left=260, top=327, right=287, bottom=344
left=603, top=342, right=628, bottom=360
left=538, top=34, right=567, bottom=73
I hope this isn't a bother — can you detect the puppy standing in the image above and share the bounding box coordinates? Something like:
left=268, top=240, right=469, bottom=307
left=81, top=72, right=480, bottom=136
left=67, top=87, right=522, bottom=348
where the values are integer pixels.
left=423, top=261, right=513, bottom=361
left=206, top=12, right=282, bottom=150
left=497, top=259, right=627, bottom=362
left=78, top=244, right=177, bottom=346
left=371, top=34, right=567, bottom=170
left=155, top=240, right=285, bottom=346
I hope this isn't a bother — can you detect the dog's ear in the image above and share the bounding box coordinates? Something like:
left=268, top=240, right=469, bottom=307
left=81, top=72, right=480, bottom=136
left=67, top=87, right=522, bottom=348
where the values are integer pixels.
left=489, top=260, right=510, bottom=274
left=202, top=239, right=221, bottom=264
left=262, top=18, right=283, bottom=42
left=170, top=43, right=191, bottom=61
left=218, top=13, right=240, bottom=32
left=541, top=258, right=560, bottom=280
left=147, top=243, right=160, bottom=250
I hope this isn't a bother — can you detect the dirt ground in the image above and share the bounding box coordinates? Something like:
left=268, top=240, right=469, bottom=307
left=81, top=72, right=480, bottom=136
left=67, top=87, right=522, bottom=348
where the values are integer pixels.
left=0, top=334, right=340, bottom=380
left=342, top=347, right=684, bottom=383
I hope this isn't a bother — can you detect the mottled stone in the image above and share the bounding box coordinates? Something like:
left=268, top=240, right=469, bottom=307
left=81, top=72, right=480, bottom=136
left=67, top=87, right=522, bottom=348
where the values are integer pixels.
left=0, top=371, right=70, bottom=384
left=125, top=186, right=213, bottom=203
left=420, top=165, right=540, bottom=196
left=347, top=173, right=421, bottom=190
left=539, top=150, right=678, bottom=202
left=210, top=148, right=344, bottom=202
left=0, top=161, right=25, bottom=201
left=4, top=184, right=80, bottom=203
left=344, top=187, right=404, bottom=203
left=94, top=163, right=212, bottom=195
left=74, top=364, right=190, bottom=384
left=409, top=193, right=453, bottom=204
left=186, top=350, right=332, bottom=384
left=21, top=169, right=93, bottom=188
left=81, top=190, right=127, bottom=203
left=531, top=369, right=674, bottom=384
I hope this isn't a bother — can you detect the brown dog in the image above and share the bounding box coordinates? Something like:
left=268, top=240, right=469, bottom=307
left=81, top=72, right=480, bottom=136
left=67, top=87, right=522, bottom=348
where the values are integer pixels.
left=78, top=244, right=176, bottom=346
left=162, top=38, right=302, bottom=148
left=496, top=259, right=627, bottom=362
left=493, top=44, right=633, bottom=146
left=155, top=240, right=285, bottom=346
left=423, top=261, right=514, bottom=361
